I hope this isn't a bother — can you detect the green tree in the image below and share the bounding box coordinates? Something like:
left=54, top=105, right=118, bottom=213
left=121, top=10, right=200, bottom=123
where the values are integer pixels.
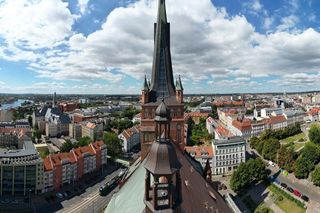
left=230, top=163, right=251, bottom=193
left=122, top=107, right=140, bottom=120
left=230, top=158, right=267, bottom=193
left=60, top=140, right=75, bottom=153
left=277, top=145, right=296, bottom=172
left=103, top=131, right=123, bottom=159
left=312, top=167, right=320, bottom=186
left=28, top=115, right=33, bottom=127
left=209, top=105, right=218, bottom=119
left=39, top=149, right=50, bottom=158
left=309, top=124, right=320, bottom=144
left=294, top=157, right=313, bottom=179
left=249, top=158, right=267, bottom=181
left=249, top=136, right=259, bottom=149
left=78, top=136, right=93, bottom=147
left=32, top=128, right=42, bottom=140
left=262, top=138, right=280, bottom=161
left=294, top=143, right=320, bottom=179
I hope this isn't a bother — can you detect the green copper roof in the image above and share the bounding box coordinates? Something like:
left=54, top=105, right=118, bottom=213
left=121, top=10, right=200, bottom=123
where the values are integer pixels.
left=176, top=75, right=183, bottom=91
left=142, top=75, right=149, bottom=91
left=105, top=162, right=145, bottom=213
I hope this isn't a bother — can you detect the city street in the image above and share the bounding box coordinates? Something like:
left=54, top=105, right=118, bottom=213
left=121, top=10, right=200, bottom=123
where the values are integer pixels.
left=31, top=164, right=122, bottom=213
left=247, top=146, right=320, bottom=212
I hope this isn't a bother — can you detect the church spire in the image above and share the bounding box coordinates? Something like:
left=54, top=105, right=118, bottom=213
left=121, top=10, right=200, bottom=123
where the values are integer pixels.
left=149, top=0, right=176, bottom=101
left=52, top=92, right=57, bottom=107
left=157, top=0, right=167, bottom=24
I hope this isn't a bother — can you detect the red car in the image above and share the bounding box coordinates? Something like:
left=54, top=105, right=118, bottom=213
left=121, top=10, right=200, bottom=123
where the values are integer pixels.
left=293, top=189, right=301, bottom=197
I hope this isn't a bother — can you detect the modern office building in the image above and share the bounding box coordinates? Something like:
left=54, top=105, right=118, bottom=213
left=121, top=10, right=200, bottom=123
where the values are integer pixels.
left=212, top=136, right=246, bottom=175
left=0, top=134, right=43, bottom=196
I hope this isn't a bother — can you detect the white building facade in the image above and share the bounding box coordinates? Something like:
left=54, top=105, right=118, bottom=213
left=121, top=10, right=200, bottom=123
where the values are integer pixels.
left=212, top=136, right=246, bottom=175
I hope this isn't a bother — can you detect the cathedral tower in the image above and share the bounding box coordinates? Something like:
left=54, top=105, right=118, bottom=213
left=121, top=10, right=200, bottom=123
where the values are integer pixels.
left=140, top=0, right=185, bottom=160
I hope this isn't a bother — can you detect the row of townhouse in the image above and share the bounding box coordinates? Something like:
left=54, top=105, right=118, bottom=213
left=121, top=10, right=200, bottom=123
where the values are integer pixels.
left=43, top=141, right=107, bottom=192
left=206, top=109, right=302, bottom=141
left=305, top=107, right=320, bottom=122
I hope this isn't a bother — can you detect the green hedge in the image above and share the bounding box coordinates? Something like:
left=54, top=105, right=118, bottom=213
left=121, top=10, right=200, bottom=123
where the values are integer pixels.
left=269, top=184, right=306, bottom=209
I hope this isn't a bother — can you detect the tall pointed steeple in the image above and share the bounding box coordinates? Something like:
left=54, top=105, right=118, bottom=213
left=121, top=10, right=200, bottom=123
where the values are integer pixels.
left=52, top=92, right=57, bottom=108
left=142, top=75, right=149, bottom=91
left=149, top=0, right=176, bottom=101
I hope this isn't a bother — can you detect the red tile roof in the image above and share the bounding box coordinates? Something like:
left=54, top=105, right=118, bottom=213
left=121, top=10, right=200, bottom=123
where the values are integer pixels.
left=44, top=152, right=77, bottom=171
left=215, top=125, right=233, bottom=137
left=232, top=119, right=252, bottom=131
left=186, top=112, right=209, bottom=118
left=308, top=108, right=320, bottom=116
left=269, top=115, right=287, bottom=124
left=213, top=100, right=245, bottom=107
left=185, top=146, right=214, bottom=158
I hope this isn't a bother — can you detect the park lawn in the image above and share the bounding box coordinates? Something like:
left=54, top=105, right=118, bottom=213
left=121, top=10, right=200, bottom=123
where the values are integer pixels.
left=281, top=133, right=305, bottom=143
left=268, top=184, right=306, bottom=213
left=294, top=142, right=307, bottom=151
left=275, top=198, right=305, bottom=213
left=255, top=203, right=274, bottom=213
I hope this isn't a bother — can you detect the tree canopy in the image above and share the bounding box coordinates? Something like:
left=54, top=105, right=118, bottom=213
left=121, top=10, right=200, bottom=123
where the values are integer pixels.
left=309, top=124, right=320, bottom=144
left=78, top=136, right=93, bottom=147
left=312, top=167, right=320, bottom=186
left=294, top=143, right=320, bottom=179
left=60, top=140, right=75, bottom=153
left=230, top=158, right=267, bottom=193
left=103, top=131, right=123, bottom=159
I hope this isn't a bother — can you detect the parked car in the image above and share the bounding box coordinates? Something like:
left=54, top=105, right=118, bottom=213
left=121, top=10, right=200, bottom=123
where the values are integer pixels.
left=287, top=187, right=294, bottom=193
left=268, top=161, right=275, bottom=167
left=280, top=183, right=287, bottom=188
left=56, top=192, right=63, bottom=199
left=293, top=189, right=302, bottom=197
left=301, top=195, right=309, bottom=202
left=274, top=178, right=281, bottom=185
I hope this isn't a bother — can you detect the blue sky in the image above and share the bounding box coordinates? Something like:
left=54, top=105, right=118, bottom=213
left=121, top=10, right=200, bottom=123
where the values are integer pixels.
left=0, top=0, right=320, bottom=94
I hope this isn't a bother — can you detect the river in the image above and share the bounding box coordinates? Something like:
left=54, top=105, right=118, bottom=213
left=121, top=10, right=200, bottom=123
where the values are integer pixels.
left=0, top=99, right=32, bottom=110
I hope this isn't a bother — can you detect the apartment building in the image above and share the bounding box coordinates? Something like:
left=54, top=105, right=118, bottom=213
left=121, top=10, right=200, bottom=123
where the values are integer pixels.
left=212, top=136, right=246, bottom=175
left=184, top=146, right=213, bottom=170
left=118, top=126, right=141, bottom=152
left=43, top=141, right=107, bottom=192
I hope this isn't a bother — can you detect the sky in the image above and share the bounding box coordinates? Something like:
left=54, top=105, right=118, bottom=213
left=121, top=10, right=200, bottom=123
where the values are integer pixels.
left=0, top=0, right=320, bottom=94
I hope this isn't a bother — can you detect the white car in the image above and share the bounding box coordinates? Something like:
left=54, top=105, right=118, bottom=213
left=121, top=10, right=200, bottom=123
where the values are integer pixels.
left=268, top=161, right=275, bottom=167
left=56, top=192, right=63, bottom=199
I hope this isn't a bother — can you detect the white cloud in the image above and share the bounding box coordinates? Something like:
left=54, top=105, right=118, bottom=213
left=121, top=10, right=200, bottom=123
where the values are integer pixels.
left=252, top=0, right=262, bottom=12
left=0, top=0, right=74, bottom=49
left=263, top=17, right=274, bottom=29
left=277, top=15, right=299, bottom=31
left=1, top=0, right=320, bottom=93
left=78, top=0, right=90, bottom=14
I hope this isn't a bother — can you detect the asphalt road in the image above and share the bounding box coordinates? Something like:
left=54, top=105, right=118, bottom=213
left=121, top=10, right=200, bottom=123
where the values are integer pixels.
left=247, top=146, right=320, bottom=210
left=27, top=164, right=122, bottom=213
left=55, top=169, right=121, bottom=213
